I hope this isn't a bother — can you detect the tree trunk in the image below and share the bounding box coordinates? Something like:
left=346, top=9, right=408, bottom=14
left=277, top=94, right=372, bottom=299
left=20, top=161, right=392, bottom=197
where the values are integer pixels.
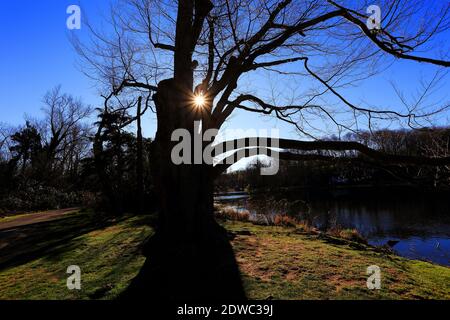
left=136, top=97, right=144, bottom=214
left=93, top=122, right=121, bottom=215
left=122, top=79, right=246, bottom=301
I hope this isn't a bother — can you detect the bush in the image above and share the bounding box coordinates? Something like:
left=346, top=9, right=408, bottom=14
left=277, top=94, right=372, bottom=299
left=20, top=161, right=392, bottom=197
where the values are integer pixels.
left=272, top=214, right=298, bottom=227
left=79, top=191, right=101, bottom=209
left=216, top=206, right=250, bottom=222
left=328, top=228, right=367, bottom=244
left=0, top=183, right=89, bottom=213
left=0, top=196, right=31, bottom=212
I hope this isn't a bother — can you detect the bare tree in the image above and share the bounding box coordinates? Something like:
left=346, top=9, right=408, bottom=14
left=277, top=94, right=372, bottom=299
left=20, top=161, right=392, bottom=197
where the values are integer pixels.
left=74, top=0, right=450, bottom=299
left=41, top=86, right=92, bottom=168
left=0, top=123, right=13, bottom=162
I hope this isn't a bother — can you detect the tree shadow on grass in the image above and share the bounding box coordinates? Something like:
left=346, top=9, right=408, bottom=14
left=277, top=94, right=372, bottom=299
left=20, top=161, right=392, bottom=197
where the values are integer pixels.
left=121, top=220, right=247, bottom=301
left=0, top=212, right=246, bottom=301
left=0, top=212, right=112, bottom=271
left=35, top=219, right=152, bottom=300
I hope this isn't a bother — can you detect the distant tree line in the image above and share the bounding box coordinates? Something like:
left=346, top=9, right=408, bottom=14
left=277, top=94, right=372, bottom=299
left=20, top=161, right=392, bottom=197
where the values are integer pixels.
left=0, top=87, right=153, bottom=215
left=217, top=128, right=450, bottom=192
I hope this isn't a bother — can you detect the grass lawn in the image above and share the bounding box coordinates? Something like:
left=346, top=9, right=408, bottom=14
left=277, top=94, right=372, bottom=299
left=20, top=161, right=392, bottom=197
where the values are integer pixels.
left=0, top=212, right=448, bottom=299
left=225, top=221, right=450, bottom=299
left=0, top=213, right=153, bottom=300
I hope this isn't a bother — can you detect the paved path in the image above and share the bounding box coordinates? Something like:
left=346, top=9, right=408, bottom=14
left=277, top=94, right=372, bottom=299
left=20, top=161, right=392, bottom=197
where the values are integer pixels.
left=0, top=208, right=79, bottom=231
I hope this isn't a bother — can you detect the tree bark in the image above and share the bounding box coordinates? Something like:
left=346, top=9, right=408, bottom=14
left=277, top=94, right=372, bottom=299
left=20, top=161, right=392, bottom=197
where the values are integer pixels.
left=93, top=117, right=122, bottom=215
left=121, top=79, right=245, bottom=301
left=136, top=97, right=144, bottom=214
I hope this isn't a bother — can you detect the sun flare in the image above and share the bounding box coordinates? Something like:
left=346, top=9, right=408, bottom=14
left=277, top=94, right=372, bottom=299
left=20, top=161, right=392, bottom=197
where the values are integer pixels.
left=193, top=93, right=206, bottom=108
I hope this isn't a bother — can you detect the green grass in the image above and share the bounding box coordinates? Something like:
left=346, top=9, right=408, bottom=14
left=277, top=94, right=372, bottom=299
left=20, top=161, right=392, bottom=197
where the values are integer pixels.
left=0, top=214, right=448, bottom=300
left=224, top=220, right=450, bottom=300
left=0, top=214, right=153, bottom=300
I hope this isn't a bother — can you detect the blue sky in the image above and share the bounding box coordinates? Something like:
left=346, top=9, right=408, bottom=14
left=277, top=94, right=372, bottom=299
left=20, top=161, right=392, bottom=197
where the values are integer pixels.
left=0, top=0, right=449, bottom=144
left=0, top=1, right=96, bottom=122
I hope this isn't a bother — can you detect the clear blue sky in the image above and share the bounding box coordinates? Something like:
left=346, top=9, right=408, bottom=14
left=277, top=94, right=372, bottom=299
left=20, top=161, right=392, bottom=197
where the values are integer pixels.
left=0, top=1, right=97, bottom=123
left=0, top=0, right=449, bottom=143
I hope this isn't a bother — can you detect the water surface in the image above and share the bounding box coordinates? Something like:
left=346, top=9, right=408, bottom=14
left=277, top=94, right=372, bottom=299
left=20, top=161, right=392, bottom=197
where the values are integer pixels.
left=215, top=189, right=450, bottom=266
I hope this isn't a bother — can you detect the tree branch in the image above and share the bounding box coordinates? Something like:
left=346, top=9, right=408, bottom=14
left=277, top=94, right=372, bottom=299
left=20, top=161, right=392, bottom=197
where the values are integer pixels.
left=213, top=137, right=450, bottom=169
left=328, top=1, right=450, bottom=67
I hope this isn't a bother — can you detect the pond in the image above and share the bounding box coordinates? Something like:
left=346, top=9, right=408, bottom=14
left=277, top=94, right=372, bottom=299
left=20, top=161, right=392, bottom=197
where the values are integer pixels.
left=215, top=189, right=450, bottom=266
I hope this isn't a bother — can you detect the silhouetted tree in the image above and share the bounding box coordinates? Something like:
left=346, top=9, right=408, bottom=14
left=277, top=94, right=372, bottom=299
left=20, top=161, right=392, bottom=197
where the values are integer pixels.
left=74, top=0, right=450, bottom=300
left=93, top=103, right=153, bottom=214
left=10, top=122, right=42, bottom=175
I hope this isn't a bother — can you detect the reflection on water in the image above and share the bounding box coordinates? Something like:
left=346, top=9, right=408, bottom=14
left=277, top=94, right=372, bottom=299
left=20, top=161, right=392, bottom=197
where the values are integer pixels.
left=215, top=190, right=450, bottom=266
left=309, top=198, right=450, bottom=266
left=215, top=192, right=249, bottom=201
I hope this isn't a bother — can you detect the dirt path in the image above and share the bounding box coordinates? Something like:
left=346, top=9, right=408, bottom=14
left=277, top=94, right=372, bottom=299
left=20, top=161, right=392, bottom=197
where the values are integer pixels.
left=0, top=208, right=80, bottom=231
